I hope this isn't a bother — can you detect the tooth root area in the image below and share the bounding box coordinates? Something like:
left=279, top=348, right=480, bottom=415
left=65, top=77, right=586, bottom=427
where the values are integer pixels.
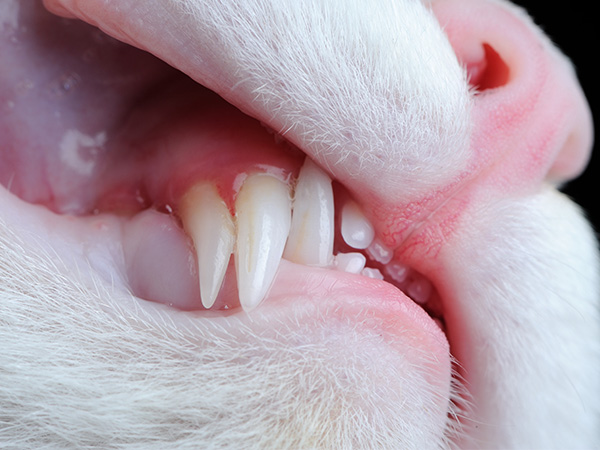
left=334, top=252, right=367, bottom=274
left=179, top=183, right=235, bottom=309
left=235, top=173, right=291, bottom=311
left=341, top=199, right=375, bottom=250
left=284, top=158, right=334, bottom=267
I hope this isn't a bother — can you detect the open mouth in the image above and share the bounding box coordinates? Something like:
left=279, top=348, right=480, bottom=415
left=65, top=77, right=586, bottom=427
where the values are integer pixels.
left=2, top=2, right=462, bottom=441
left=2, top=0, right=598, bottom=447
left=11, top=0, right=593, bottom=445
left=2, top=1, right=451, bottom=326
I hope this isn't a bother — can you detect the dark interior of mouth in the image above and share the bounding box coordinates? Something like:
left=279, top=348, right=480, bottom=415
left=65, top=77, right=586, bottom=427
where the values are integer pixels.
left=0, top=3, right=445, bottom=328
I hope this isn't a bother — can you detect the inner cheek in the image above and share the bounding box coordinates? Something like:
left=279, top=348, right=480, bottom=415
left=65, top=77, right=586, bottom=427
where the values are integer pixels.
left=3, top=88, right=305, bottom=312
left=3, top=81, right=303, bottom=217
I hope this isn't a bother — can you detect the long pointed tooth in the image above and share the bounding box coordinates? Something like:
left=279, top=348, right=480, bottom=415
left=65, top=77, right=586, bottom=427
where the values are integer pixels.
left=235, top=173, right=291, bottom=311
left=283, top=158, right=334, bottom=266
left=341, top=199, right=375, bottom=250
left=179, top=183, right=235, bottom=309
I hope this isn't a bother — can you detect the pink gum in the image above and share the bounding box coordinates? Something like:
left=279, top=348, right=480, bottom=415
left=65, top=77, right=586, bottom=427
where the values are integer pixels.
left=96, top=93, right=304, bottom=216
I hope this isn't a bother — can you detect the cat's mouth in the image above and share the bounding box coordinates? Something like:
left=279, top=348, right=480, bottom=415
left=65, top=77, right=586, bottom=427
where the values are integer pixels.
left=2, top=0, right=597, bottom=447
left=1, top=1, right=450, bottom=325
left=1, top=0, right=483, bottom=441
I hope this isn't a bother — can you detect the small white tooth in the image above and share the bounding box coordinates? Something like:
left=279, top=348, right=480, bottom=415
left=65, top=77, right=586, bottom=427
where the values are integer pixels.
left=284, top=158, right=334, bottom=266
left=235, top=173, right=291, bottom=311
left=361, top=267, right=384, bottom=280
left=386, top=262, right=410, bottom=284
left=341, top=200, right=375, bottom=250
left=366, top=238, right=393, bottom=264
left=334, top=252, right=367, bottom=274
left=407, top=276, right=433, bottom=305
left=179, top=183, right=235, bottom=309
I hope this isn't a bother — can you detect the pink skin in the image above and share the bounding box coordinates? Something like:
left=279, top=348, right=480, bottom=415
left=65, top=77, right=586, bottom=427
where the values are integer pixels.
left=1, top=0, right=597, bottom=446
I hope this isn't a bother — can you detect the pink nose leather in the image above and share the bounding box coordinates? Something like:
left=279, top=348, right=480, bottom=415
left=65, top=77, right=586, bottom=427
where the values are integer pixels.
left=432, top=0, right=593, bottom=189
left=384, top=0, right=595, bottom=302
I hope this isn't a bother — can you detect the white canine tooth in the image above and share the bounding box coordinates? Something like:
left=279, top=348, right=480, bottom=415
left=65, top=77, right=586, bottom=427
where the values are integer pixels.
left=235, top=173, right=291, bottom=311
left=407, top=276, right=433, bottom=305
left=179, top=183, right=235, bottom=309
left=334, top=252, right=366, bottom=274
left=341, top=200, right=375, bottom=250
left=366, top=238, right=393, bottom=264
left=284, top=158, right=334, bottom=266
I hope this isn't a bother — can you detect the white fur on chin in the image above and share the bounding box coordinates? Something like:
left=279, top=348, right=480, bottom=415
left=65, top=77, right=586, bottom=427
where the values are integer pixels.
left=0, top=219, right=464, bottom=448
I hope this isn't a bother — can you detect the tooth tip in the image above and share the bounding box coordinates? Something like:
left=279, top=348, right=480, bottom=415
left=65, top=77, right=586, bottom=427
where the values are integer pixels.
left=236, top=263, right=275, bottom=312
left=201, top=294, right=217, bottom=309
left=238, top=290, right=265, bottom=312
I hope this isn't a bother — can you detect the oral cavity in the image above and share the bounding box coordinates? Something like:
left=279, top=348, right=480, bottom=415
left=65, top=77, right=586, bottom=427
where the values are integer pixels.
left=175, top=155, right=440, bottom=319
left=2, top=50, right=438, bottom=317
left=3, top=80, right=440, bottom=318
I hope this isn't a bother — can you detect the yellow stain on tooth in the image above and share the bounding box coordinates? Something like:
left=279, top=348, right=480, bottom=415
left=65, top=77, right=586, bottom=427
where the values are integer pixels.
left=179, top=182, right=235, bottom=309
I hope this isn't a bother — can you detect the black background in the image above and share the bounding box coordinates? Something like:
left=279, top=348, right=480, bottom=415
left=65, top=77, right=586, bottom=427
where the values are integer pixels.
left=512, top=1, right=599, bottom=230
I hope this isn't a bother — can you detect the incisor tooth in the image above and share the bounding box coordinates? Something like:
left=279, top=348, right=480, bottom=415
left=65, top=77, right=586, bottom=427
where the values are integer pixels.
left=179, top=183, right=235, bottom=309
left=367, top=238, right=393, bottom=264
left=283, top=158, right=334, bottom=266
left=361, top=267, right=384, bottom=280
left=386, top=262, right=410, bottom=284
left=235, top=173, right=291, bottom=311
left=341, top=199, right=375, bottom=249
left=334, top=252, right=367, bottom=274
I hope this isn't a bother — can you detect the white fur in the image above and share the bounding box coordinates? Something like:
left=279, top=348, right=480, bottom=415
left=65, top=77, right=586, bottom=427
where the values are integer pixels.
left=0, top=221, right=464, bottom=448
left=443, top=186, right=600, bottom=447
left=168, top=0, right=472, bottom=202
left=1, top=0, right=599, bottom=448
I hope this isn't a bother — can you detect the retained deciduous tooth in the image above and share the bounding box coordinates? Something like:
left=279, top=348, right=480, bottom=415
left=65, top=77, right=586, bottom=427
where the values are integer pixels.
left=235, top=173, right=291, bottom=311
left=179, top=183, right=235, bottom=309
left=283, top=158, right=334, bottom=266
left=341, top=199, right=375, bottom=249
